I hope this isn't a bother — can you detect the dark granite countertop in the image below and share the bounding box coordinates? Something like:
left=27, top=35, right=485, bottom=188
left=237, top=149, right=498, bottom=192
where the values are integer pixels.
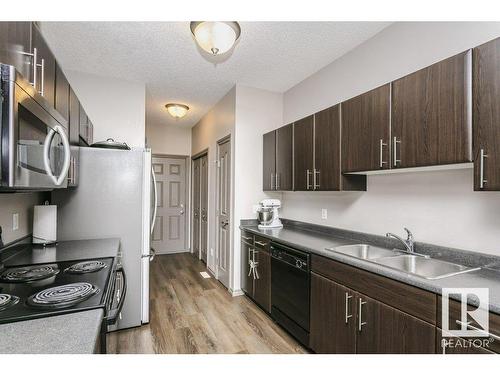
left=0, top=309, right=103, bottom=354
left=241, top=220, right=500, bottom=315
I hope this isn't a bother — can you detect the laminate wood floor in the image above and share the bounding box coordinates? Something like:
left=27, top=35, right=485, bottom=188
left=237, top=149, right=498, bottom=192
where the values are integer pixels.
left=107, top=253, right=307, bottom=354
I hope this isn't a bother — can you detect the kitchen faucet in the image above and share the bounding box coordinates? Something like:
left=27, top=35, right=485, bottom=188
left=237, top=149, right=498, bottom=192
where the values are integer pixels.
left=386, top=227, right=422, bottom=256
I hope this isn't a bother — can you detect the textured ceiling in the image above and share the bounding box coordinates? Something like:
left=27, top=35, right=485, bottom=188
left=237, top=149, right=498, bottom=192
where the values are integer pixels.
left=40, top=22, right=390, bottom=128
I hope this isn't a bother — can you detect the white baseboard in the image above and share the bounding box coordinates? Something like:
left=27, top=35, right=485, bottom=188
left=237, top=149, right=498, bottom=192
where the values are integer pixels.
left=155, top=249, right=190, bottom=255
left=229, top=288, right=244, bottom=297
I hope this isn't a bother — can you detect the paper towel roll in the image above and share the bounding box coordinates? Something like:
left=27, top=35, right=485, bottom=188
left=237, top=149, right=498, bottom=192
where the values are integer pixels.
left=33, top=205, right=57, bottom=245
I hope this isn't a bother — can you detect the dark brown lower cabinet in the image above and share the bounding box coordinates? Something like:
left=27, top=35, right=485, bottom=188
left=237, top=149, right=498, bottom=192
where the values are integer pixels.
left=356, top=293, right=435, bottom=354
left=241, top=240, right=253, bottom=296
left=310, top=271, right=436, bottom=354
left=253, top=249, right=271, bottom=313
left=310, top=273, right=356, bottom=353
left=240, top=232, right=271, bottom=314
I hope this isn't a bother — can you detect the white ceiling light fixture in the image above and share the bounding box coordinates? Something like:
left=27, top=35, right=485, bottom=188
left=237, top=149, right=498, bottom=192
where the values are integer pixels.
left=165, top=103, right=189, bottom=119
left=190, top=21, right=241, bottom=55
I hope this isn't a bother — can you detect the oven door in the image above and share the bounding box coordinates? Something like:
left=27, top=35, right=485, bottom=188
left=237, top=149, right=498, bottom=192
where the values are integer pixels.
left=1, top=68, right=71, bottom=190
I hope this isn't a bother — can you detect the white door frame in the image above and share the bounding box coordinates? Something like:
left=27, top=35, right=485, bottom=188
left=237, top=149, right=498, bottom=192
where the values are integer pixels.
left=215, top=135, right=232, bottom=288
left=152, top=154, right=190, bottom=254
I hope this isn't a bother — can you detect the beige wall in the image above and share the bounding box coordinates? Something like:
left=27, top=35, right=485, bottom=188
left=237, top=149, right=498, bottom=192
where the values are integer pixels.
left=0, top=193, right=47, bottom=245
left=281, top=22, right=500, bottom=256
left=146, top=122, right=191, bottom=156
left=191, top=87, right=236, bottom=274
left=65, top=70, right=146, bottom=148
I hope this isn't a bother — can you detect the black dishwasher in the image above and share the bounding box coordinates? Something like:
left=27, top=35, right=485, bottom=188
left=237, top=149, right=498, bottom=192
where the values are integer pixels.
left=270, top=242, right=310, bottom=347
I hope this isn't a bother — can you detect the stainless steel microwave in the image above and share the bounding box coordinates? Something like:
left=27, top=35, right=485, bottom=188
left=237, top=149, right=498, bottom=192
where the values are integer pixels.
left=0, top=64, right=71, bottom=191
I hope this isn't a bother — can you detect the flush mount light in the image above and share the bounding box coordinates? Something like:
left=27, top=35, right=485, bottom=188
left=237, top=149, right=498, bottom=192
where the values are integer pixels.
left=165, top=103, right=189, bottom=119
left=190, top=21, right=241, bottom=55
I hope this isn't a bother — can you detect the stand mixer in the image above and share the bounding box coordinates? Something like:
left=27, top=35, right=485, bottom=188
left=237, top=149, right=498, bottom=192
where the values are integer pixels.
left=257, top=199, right=283, bottom=229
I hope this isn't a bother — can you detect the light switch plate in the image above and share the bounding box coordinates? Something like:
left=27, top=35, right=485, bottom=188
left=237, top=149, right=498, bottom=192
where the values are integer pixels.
left=321, top=209, right=328, bottom=220
left=12, top=213, right=19, bottom=231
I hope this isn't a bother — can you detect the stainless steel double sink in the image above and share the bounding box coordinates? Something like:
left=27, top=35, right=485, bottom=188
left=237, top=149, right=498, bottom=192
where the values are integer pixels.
left=324, top=244, right=480, bottom=280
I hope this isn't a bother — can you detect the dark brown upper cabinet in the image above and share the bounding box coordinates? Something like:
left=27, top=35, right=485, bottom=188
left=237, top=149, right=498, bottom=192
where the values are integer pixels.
left=79, top=103, right=90, bottom=145
left=391, top=51, right=472, bottom=168
left=31, top=24, right=56, bottom=108
left=262, top=130, right=276, bottom=191
left=0, top=22, right=33, bottom=80
left=55, top=63, right=70, bottom=124
left=341, top=84, right=391, bottom=173
left=314, top=106, right=341, bottom=191
left=473, top=37, right=500, bottom=191
left=276, top=124, right=293, bottom=190
left=263, top=124, right=293, bottom=191
left=69, top=87, right=81, bottom=146
left=293, top=115, right=314, bottom=191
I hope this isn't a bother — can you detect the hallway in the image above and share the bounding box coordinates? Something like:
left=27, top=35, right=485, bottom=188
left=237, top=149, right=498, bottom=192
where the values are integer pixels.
left=107, top=253, right=306, bottom=354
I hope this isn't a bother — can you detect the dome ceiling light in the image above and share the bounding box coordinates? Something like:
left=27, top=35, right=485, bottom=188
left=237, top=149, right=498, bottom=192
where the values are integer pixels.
left=165, top=103, right=189, bottom=119
left=190, top=21, right=241, bottom=55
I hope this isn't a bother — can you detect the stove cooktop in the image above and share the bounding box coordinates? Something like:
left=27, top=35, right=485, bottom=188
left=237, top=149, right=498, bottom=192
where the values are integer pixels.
left=0, top=257, right=114, bottom=324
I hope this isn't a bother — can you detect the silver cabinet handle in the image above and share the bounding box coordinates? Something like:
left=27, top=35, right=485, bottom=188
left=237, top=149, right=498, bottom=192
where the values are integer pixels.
left=38, top=58, right=45, bottom=96
left=255, top=240, right=267, bottom=247
left=306, top=169, right=312, bottom=190
left=456, top=320, right=500, bottom=341
left=358, top=298, right=367, bottom=331
left=313, top=169, right=320, bottom=189
left=393, top=136, right=401, bottom=166
left=379, top=139, right=387, bottom=168
left=270, top=173, right=274, bottom=190
left=276, top=173, right=280, bottom=190
left=345, top=293, right=353, bottom=324
left=242, top=235, right=253, bottom=241
left=20, top=47, right=38, bottom=87
left=479, top=148, right=488, bottom=189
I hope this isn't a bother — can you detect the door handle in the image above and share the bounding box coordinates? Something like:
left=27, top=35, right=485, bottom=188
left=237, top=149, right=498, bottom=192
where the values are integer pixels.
left=358, top=298, right=367, bottom=331
left=393, top=136, right=401, bottom=167
left=43, top=125, right=71, bottom=186
left=479, top=148, right=488, bottom=189
left=306, top=169, right=312, bottom=190
left=142, top=248, right=156, bottom=262
left=313, top=169, right=320, bottom=189
left=379, top=139, right=387, bottom=168
left=345, top=293, right=353, bottom=324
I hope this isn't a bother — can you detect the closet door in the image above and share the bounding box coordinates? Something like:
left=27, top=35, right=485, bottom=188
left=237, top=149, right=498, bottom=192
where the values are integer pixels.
left=192, top=158, right=201, bottom=258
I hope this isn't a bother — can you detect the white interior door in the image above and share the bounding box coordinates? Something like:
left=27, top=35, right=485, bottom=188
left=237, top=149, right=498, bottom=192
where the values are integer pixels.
left=151, top=156, right=188, bottom=254
left=217, top=139, right=231, bottom=287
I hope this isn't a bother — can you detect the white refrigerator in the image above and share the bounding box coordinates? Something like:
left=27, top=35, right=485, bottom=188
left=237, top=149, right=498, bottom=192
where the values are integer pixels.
left=52, top=147, right=156, bottom=330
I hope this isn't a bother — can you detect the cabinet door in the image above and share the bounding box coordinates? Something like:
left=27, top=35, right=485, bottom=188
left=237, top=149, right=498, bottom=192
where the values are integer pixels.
left=31, top=24, right=56, bottom=107
left=68, top=87, right=81, bottom=146
left=275, top=124, right=293, bottom=190
left=79, top=103, right=89, bottom=145
left=262, top=130, right=276, bottom=191
left=0, top=22, right=32, bottom=79
left=473, top=38, right=500, bottom=190
left=356, top=293, right=436, bottom=354
left=314, top=105, right=340, bottom=191
left=241, top=241, right=253, bottom=296
left=392, top=51, right=471, bottom=168
left=55, top=63, right=69, bottom=123
left=310, top=272, right=356, bottom=354
left=293, top=115, right=314, bottom=191
left=253, top=249, right=271, bottom=313
left=341, top=84, right=391, bottom=173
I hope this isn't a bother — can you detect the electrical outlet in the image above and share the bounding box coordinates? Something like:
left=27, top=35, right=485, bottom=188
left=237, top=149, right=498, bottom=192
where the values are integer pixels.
left=12, top=213, right=19, bottom=231
left=321, top=209, right=328, bottom=220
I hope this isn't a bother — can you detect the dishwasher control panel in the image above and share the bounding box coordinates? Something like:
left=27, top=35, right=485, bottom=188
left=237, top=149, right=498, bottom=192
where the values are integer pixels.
left=271, top=243, right=309, bottom=271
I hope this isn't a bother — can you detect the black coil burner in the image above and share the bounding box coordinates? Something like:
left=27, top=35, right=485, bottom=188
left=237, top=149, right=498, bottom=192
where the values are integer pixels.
left=26, top=282, right=100, bottom=309
left=0, top=265, right=60, bottom=283
left=64, top=260, right=108, bottom=274
left=0, top=293, right=20, bottom=311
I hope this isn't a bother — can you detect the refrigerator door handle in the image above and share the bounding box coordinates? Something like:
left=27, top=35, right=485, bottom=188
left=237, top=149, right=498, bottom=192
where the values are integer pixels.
left=151, top=166, right=158, bottom=235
